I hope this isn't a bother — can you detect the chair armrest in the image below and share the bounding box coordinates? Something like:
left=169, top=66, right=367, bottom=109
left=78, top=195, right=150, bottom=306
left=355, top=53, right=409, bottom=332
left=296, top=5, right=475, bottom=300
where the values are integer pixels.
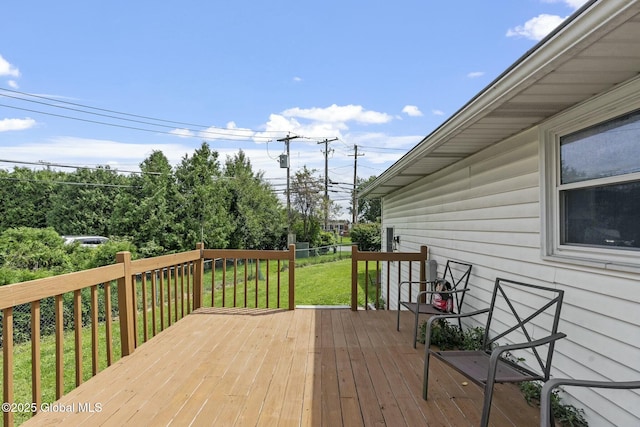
left=540, top=378, right=640, bottom=426
left=399, top=280, right=435, bottom=290
left=487, top=333, right=567, bottom=384
left=398, top=280, right=437, bottom=306
left=416, top=288, right=469, bottom=298
left=491, top=332, right=567, bottom=357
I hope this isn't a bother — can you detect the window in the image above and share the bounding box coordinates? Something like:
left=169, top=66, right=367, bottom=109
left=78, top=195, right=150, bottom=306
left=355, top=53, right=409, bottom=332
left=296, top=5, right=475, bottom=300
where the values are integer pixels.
left=386, top=227, right=394, bottom=252
left=559, top=111, right=640, bottom=250
left=541, top=76, right=640, bottom=270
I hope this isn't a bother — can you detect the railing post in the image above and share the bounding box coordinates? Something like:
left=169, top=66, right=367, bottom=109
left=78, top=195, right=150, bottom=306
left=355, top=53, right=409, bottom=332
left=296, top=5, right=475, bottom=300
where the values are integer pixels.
left=116, top=251, right=135, bottom=357
left=288, top=244, right=295, bottom=310
left=419, top=245, right=428, bottom=302
left=194, top=242, right=204, bottom=310
left=3, top=307, right=14, bottom=427
left=351, top=244, right=359, bottom=311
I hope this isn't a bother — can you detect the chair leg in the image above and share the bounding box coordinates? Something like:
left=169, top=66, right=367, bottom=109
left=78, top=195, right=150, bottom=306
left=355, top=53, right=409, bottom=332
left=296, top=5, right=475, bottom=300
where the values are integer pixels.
left=480, top=371, right=497, bottom=427
left=413, top=309, right=420, bottom=348
left=422, top=343, right=430, bottom=399
left=422, top=317, right=435, bottom=400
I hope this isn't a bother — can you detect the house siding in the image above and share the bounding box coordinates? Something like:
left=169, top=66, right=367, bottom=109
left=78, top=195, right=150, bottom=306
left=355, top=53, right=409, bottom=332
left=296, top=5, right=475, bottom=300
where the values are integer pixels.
left=383, top=127, right=640, bottom=426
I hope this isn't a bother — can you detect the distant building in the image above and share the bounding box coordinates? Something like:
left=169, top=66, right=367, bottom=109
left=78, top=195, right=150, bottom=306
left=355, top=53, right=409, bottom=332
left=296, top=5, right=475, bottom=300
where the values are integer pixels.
left=324, top=220, right=350, bottom=236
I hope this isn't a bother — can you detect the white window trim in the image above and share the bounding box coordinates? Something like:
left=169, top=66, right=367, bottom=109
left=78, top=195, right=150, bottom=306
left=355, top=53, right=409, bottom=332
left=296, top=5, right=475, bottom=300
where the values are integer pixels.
left=540, top=76, right=640, bottom=273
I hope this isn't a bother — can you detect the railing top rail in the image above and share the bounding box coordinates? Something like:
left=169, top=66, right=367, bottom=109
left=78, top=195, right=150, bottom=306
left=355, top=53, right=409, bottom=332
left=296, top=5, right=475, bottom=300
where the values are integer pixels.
left=129, top=250, right=201, bottom=274
left=203, top=248, right=293, bottom=260
left=353, top=251, right=427, bottom=262
left=0, top=263, right=124, bottom=310
left=352, top=245, right=428, bottom=262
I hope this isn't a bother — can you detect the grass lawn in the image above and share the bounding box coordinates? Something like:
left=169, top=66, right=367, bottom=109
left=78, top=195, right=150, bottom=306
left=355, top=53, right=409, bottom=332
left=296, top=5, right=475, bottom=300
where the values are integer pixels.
left=199, top=257, right=378, bottom=308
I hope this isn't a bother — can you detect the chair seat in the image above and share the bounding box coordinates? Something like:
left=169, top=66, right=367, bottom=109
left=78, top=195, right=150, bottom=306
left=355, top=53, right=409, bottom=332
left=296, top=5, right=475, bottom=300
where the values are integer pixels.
left=400, top=301, right=451, bottom=316
left=430, top=350, right=541, bottom=384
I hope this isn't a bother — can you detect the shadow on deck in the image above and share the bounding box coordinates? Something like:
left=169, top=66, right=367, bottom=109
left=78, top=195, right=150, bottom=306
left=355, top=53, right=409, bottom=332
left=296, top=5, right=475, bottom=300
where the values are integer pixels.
left=22, top=309, right=541, bottom=426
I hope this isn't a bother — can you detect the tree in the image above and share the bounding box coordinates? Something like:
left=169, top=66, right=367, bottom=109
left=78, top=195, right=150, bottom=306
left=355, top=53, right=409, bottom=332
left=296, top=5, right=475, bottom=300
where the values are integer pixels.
left=356, top=176, right=381, bottom=223
left=47, top=166, right=130, bottom=236
left=291, top=166, right=324, bottom=243
left=223, top=150, right=286, bottom=249
left=174, top=142, right=233, bottom=249
left=112, top=151, right=181, bottom=256
left=0, top=167, right=62, bottom=232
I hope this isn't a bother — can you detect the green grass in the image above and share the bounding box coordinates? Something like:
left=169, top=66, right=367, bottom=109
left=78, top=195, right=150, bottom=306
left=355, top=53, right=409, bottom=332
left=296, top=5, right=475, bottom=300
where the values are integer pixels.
left=199, top=257, right=378, bottom=307
left=295, top=260, right=353, bottom=305
left=1, top=255, right=379, bottom=425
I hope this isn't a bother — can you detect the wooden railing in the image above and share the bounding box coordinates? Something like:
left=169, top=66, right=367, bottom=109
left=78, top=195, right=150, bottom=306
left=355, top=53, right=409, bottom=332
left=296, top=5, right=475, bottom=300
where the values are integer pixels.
left=351, top=245, right=428, bottom=311
left=202, top=244, right=296, bottom=310
left=0, top=243, right=294, bottom=426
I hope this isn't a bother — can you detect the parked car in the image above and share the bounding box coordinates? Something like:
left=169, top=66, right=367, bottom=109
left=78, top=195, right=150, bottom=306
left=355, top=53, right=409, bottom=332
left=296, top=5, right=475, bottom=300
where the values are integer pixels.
left=62, top=235, right=109, bottom=248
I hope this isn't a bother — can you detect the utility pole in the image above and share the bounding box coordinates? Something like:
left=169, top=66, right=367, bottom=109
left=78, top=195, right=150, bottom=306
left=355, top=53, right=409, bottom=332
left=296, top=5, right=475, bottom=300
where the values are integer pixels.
left=317, top=137, right=337, bottom=230
left=349, top=145, right=365, bottom=225
left=277, top=133, right=300, bottom=243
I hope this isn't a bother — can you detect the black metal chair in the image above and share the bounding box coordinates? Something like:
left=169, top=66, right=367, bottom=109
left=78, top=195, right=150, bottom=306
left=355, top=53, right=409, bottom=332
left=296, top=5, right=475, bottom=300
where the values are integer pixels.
left=397, top=260, right=472, bottom=348
left=540, top=378, right=640, bottom=427
left=422, top=277, right=566, bottom=427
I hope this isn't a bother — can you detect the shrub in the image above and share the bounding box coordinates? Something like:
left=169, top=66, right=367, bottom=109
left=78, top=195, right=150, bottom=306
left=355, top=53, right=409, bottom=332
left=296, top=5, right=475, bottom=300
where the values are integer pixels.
left=85, top=237, right=138, bottom=268
left=419, top=319, right=485, bottom=351
left=0, top=227, right=72, bottom=272
left=350, top=223, right=381, bottom=251
left=519, top=381, right=588, bottom=426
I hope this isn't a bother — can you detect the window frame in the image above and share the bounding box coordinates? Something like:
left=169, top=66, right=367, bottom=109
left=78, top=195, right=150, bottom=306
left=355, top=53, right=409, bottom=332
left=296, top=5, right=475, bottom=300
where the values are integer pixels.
left=540, top=76, right=640, bottom=272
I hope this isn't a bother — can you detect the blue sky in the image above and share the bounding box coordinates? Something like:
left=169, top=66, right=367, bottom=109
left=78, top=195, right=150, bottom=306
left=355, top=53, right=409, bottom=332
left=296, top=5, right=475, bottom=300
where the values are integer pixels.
left=0, top=0, right=587, bottom=217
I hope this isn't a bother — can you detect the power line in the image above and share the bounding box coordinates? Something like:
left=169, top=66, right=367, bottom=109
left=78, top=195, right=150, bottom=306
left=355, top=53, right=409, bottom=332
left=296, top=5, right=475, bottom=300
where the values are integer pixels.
left=0, top=87, right=284, bottom=135
left=0, top=92, right=259, bottom=139
left=0, top=176, right=140, bottom=189
left=356, top=145, right=407, bottom=152
left=0, top=102, right=272, bottom=142
left=0, top=158, right=161, bottom=175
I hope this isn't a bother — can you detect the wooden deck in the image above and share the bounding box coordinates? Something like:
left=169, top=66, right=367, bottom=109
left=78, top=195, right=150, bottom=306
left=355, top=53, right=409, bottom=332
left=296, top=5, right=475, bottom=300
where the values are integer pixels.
left=21, top=308, right=541, bottom=426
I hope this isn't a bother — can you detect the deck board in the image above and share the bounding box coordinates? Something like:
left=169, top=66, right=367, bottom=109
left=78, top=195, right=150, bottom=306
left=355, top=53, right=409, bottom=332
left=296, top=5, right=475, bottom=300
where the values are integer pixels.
left=21, top=308, right=542, bottom=426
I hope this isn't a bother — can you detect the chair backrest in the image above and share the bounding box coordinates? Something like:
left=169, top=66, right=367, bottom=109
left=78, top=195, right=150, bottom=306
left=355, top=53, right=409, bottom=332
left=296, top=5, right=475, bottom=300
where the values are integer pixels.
left=441, top=260, right=473, bottom=312
left=482, top=278, right=564, bottom=380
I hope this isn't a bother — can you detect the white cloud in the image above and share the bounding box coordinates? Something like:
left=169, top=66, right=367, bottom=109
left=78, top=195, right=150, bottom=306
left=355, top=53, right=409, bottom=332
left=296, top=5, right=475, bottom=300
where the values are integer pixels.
left=0, top=54, right=20, bottom=77
left=0, top=118, right=36, bottom=132
left=507, top=0, right=590, bottom=41
left=170, top=128, right=194, bottom=138
left=506, top=14, right=566, bottom=41
left=402, top=105, right=423, bottom=117
left=251, top=104, right=394, bottom=142
left=281, top=104, right=393, bottom=125
left=200, top=121, right=258, bottom=141
left=467, top=71, right=484, bottom=78
left=7, top=80, right=19, bottom=89
left=293, top=76, right=302, bottom=82
left=542, top=0, right=589, bottom=9
left=565, top=0, right=589, bottom=8
left=432, top=110, right=445, bottom=116
left=257, top=113, right=345, bottom=142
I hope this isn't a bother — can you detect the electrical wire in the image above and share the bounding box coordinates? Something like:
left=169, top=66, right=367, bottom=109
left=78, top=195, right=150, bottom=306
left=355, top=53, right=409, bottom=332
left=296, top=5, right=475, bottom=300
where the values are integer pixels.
left=0, top=176, right=140, bottom=189
left=0, top=102, right=272, bottom=142
left=0, top=158, right=161, bottom=175
left=0, top=92, right=263, bottom=140
left=0, top=87, right=284, bottom=135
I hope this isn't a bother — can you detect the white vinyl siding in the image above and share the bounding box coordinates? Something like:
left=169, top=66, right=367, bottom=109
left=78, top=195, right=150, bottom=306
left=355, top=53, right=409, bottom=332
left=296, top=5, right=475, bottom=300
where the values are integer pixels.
left=383, top=127, right=640, bottom=426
